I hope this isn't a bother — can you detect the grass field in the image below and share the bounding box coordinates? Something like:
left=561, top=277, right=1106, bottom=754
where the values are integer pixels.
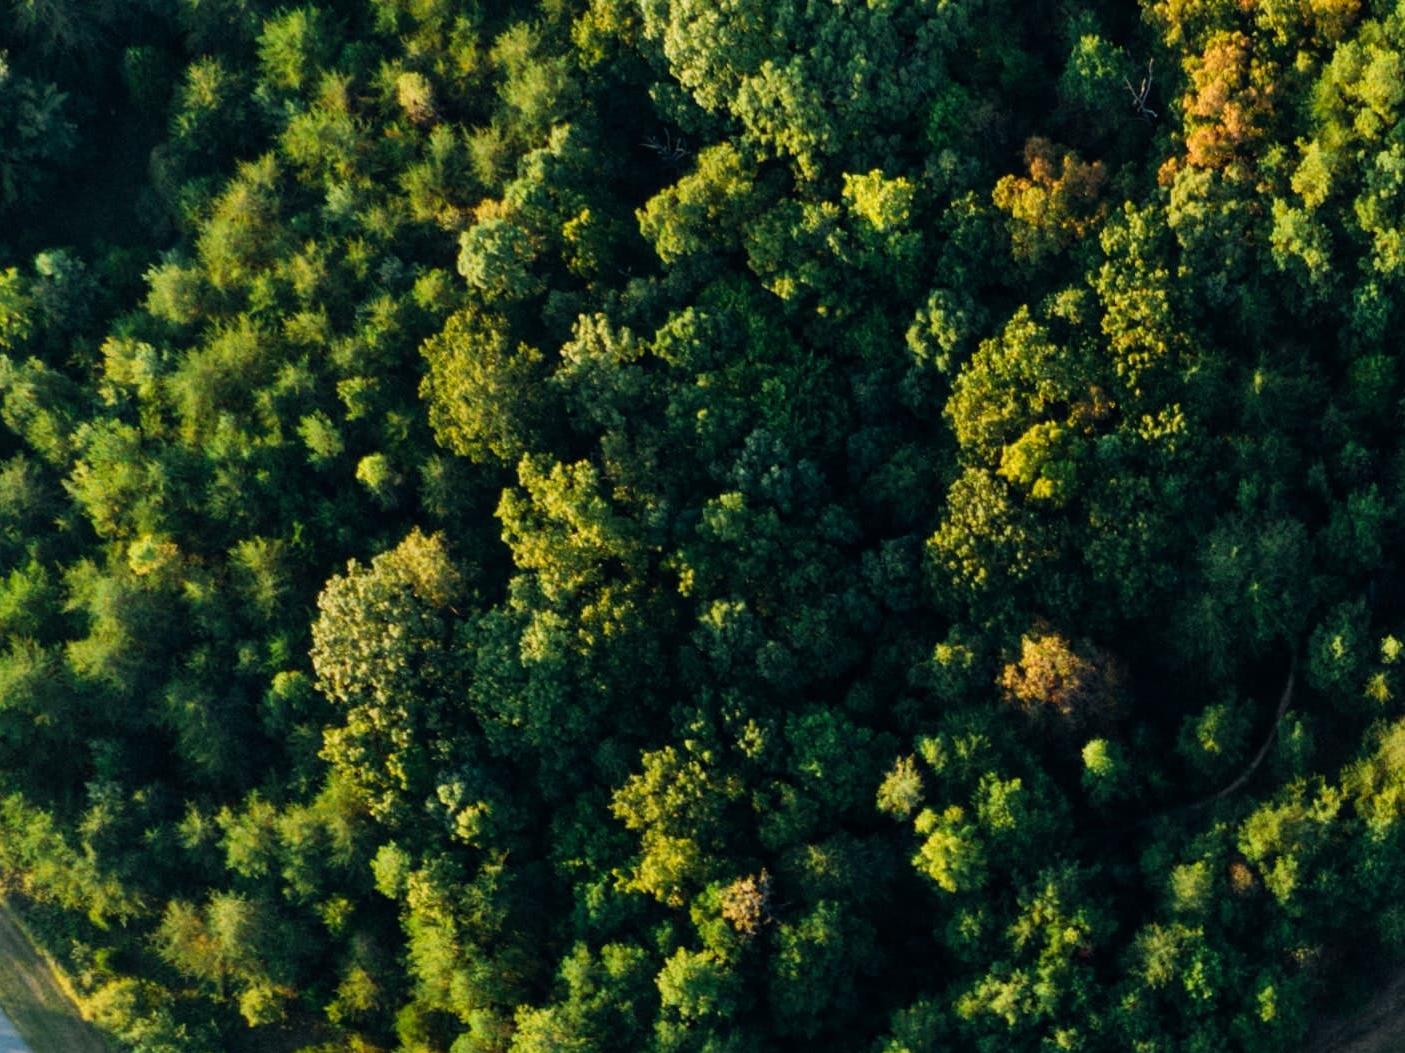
left=0, top=902, right=111, bottom=1053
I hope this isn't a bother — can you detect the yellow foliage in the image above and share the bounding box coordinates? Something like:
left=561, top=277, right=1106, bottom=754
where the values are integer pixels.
left=993, top=138, right=1107, bottom=262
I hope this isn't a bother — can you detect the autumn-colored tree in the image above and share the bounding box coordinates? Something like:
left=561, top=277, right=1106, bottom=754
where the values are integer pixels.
left=999, top=623, right=1125, bottom=729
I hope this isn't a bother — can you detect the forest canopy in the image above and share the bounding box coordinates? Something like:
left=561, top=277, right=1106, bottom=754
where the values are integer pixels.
left=2, top=0, right=1405, bottom=1050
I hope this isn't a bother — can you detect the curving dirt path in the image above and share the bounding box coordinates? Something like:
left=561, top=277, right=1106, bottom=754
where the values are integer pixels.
left=1115, top=659, right=1298, bottom=839
left=0, top=1008, right=31, bottom=1053
left=0, top=904, right=110, bottom=1053
left=1186, top=660, right=1297, bottom=812
left=1309, top=969, right=1405, bottom=1052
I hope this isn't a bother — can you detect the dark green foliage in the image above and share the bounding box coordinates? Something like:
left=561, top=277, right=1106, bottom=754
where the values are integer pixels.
left=4, top=1, right=1405, bottom=1051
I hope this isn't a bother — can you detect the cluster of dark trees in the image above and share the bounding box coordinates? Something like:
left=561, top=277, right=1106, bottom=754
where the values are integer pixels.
left=4, top=0, right=1405, bottom=1049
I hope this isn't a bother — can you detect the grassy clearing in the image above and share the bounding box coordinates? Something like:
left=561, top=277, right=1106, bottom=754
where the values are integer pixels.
left=0, top=902, right=111, bottom=1053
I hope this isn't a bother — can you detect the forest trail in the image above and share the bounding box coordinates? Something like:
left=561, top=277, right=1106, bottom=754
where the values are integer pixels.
left=0, top=903, right=110, bottom=1053
left=1188, top=661, right=1296, bottom=811
left=1310, top=968, right=1405, bottom=1053
left=0, top=1009, right=30, bottom=1053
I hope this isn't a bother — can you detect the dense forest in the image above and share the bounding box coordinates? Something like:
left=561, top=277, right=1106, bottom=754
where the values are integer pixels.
left=5, top=0, right=1405, bottom=1049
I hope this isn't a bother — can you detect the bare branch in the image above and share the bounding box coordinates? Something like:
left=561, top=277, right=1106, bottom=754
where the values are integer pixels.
left=1125, top=57, right=1157, bottom=122
left=641, top=128, right=690, bottom=165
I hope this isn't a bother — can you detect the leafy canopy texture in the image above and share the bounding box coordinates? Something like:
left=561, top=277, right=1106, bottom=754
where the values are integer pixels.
left=4, top=0, right=1405, bottom=1051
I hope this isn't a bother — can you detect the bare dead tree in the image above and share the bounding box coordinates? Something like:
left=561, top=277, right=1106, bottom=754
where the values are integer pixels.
left=641, top=128, right=690, bottom=165
left=1125, top=58, right=1157, bottom=122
